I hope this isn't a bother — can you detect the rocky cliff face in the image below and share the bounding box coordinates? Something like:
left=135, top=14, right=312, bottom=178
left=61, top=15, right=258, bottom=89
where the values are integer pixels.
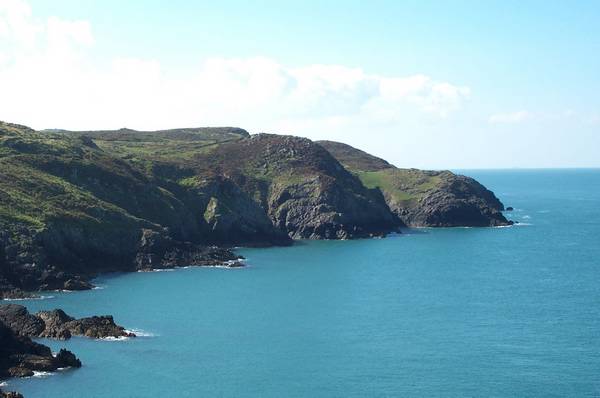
left=192, top=134, right=401, bottom=239
left=317, top=140, right=512, bottom=227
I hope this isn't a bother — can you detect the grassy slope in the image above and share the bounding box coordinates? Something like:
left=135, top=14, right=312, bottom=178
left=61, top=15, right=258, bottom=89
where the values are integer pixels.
left=358, top=169, right=447, bottom=207
left=50, top=127, right=249, bottom=165
left=316, top=140, right=449, bottom=206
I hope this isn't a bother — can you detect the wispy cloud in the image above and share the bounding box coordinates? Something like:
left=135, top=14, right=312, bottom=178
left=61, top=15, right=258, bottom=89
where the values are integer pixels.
left=0, top=0, right=470, bottom=131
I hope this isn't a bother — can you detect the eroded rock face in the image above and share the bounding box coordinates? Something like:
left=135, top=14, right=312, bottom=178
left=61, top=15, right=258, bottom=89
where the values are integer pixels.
left=194, top=134, right=402, bottom=239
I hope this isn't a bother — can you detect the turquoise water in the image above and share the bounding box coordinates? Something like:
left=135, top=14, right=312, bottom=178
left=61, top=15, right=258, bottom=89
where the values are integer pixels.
left=4, top=169, right=600, bottom=397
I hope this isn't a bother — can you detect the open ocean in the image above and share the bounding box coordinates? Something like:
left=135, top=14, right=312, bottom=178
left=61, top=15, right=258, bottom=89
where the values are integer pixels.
left=4, top=169, right=600, bottom=397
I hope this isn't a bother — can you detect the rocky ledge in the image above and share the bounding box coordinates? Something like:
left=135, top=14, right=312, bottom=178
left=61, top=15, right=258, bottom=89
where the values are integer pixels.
left=0, top=304, right=135, bottom=340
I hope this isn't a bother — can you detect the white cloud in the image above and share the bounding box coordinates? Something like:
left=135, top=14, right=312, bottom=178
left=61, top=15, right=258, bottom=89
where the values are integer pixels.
left=488, top=111, right=531, bottom=124
left=0, top=0, right=470, bottom=133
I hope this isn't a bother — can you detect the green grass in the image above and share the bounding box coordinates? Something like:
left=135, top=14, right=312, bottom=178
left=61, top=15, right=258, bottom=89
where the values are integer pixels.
left=357, top=169, right=444, bottom=204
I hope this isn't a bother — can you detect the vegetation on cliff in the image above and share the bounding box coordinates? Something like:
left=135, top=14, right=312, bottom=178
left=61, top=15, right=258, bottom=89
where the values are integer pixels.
left=0, top=121, right=511, bottom=298
left=317, top=140, right=511, bottom=227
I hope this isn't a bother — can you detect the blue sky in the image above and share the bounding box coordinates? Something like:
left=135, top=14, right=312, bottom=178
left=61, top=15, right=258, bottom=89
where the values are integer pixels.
left=2, top=0, right=599, bottom=168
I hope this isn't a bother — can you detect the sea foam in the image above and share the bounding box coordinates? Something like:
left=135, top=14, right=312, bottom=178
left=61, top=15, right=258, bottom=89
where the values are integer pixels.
left=125, top=328, right=156, bottom=337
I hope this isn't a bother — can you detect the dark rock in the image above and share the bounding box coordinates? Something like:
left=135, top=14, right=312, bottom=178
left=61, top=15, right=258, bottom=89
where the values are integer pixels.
left=0, top=319, right=81, bottom=380
left=0, top=305, right=45, bottom=337
left=506, top=206, right=514, bottom=211
left=0, top=388, right=24, bottom=398
left=0, top=304, right=134, bottom=340
left=60, top=315, right=135, bottom=339
left=135, top=229, right=242, bottom=271
left=55, top=349, right=81, bottom=368
left=36, top=309, right=74, bottom=340
left=35, top=308, right=135, bottom=340
left=0, top=289, right=40, bottom=300
left=62, top=279, right=94, bottom=291
left=6, top=367, right=33, bottom=378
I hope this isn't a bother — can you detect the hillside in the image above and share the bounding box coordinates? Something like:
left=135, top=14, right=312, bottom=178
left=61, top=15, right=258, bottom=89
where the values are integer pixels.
left=0, top=122, right=399, bottom=297
left=317, top=140, right=511, bottom=227
left=0, top=121, right=511, bottom=298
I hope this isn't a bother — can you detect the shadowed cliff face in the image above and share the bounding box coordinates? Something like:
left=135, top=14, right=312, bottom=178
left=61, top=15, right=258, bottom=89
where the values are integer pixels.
left=317, top=140, right=512, bottom=227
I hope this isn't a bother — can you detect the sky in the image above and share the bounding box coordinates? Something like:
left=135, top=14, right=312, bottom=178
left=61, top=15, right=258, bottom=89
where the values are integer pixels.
left=0, top=0, right=599, bottom=168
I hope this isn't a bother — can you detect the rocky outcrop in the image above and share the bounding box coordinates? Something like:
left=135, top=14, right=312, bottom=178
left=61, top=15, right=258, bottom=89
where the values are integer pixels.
left=388, top=171, right=511, bottom=227
left=317, top=140, right=512, bottom=227
left=37, top=310, right=135, bottom=340
left=0, top=318, right=81, bottom=380
left=0, top=304, right=134, bottom=340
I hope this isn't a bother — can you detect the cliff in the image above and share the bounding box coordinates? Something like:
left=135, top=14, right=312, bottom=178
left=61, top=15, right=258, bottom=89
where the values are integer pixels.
left=0, top=121, right=511, bottom=297
left=317, top=140, right=512, bottom=227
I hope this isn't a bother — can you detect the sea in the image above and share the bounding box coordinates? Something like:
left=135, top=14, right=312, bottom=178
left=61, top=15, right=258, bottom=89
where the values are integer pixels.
left=3, top=169, right=600, bottom=397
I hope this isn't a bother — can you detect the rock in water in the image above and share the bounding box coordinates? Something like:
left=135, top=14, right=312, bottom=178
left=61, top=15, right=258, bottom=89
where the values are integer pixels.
left=0, top=319, right=81, bottom=379
left=55, top=348, right=82, bottom=368
left=0, top=304, right=135, bottom=340
left=57, top=315, right=136, bottom=339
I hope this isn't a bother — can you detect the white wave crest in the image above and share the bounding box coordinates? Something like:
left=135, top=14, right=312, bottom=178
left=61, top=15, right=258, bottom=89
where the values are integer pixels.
left=3, top=295, right=55, bottom=302
left=98, top=335, right=132, bottom=341
left=32, top=371, right=53, bottom=378
left=137, top=268, right=176, bottom=273
left=125, top=328, right=156, bottom=337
